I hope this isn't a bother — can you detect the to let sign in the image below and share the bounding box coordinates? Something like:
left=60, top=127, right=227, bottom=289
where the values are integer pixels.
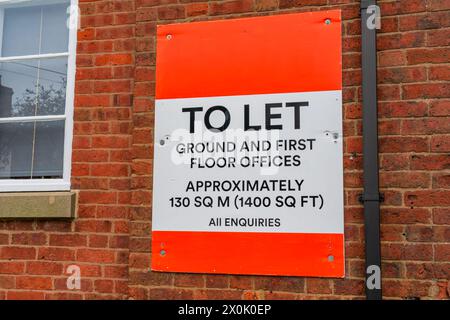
left=152, top=11, right=344, bottom=277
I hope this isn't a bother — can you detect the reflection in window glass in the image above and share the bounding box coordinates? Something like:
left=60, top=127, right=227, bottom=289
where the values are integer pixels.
left=37, top=58, right=68, bottom=115
left=0, top=120, right=64, bottom=179
left=41, top=2, right=71, bottom=54
left=0, top=122, right=33, bottom=179
left=2, top=2, right=70, bottom=57
left=0, top=57, right=67, bottom=117
left=33, top=120, right=65, bottom=178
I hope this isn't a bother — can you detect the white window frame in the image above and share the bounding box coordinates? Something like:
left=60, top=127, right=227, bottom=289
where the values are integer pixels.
left=0, top=0, right=78, bottom=192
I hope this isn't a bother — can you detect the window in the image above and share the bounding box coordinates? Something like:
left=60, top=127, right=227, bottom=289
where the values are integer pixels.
left=0, top=0, right=78, bottom=192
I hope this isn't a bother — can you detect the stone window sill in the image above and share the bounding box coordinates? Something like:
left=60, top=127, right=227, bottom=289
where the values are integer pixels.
left=0, top=191, right=78, bottom=219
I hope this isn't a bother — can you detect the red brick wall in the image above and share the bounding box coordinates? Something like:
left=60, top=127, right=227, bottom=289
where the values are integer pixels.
left=0, top=0, right=449, bottom=300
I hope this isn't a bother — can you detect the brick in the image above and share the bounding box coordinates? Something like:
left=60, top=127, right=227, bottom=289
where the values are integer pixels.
left=428, top=0, right=450, bottom=11
left=411, top=154, right=450, bottom=170
left=38, top=248, right=75, bottom=261
left=174, top=274, right=205, bottom=288
left=109, top=235, right=129, bottom=249
left=229, top=276, right=253, bottom=290
left=279, top=0, right=327, bottom=9
left=433, top=173, right=450, bottom=188
left=379, top=136, right=428, bottom=153
left=16, top=276, right=53, bottom=290
left=399, top=12, right=450, bottom=31
left=405, top=191, right=450, bottom=207
left=306, top=279, right=332, bottom=294
left=380, top=172, right=429, bottom=188
left=429, top=66, right=450, bottom=81
left=405, top=226, right=449, bottom=242
left=26, top=261, right=64, bottom=275
left=92, top=136, right=130, bottom=148
left=255, top=0, right=278, bottom=11
left=73, top=264, right=102, bottom=278
left=0, top=247, right=36, bottom=260
left=381, top=243, right=433, bottom=261
left=435, top=245, right=450, bottom=261
left=254, top=276, right=304, bottom=293
left=407, top=48, right=450, bottom=65
left=383, top=280, right=432, bottom=298
left=377, top=32, right=425, bottom=50
left=378, top=66, right=427, bottom=84
left=378, top=84, right=401, bottom=100
left=382, top=261, right=403, bottom=278
left=36, top=221, right=72, bottom=232
left=380, top=0, right=427, bottom=15
left=345, top=137, right=362, bottom=153
left=46, top=292, right=84, bottom=300
left=186, top=3, right=208, bottom=17
left=7, top=291, right=45, bottom=300
left=381, top=225, right=405, bottom=242
left=205, top=275, right=229, bottom=288
left=430, top=100, right=450, bottom=116
left=379, top=119, right=401, bottom=135
left=403, top=83, right=450, bottom=99
left=210, top=0, right=253, bottom=15
left=94, top=279, right=114, bottom=293
left=88, top=235, right=109, bottom=248
left=11, top=233, right=47, bottom=246
left=157, top=6, right=186, bottom=20
left=380, top=154, right=409, bottom=171
left=77, top=249, right=116, bottom=263
left=73, top=150, right=109, bottom=162
left=79, top=191, right=117, bottom=204
left=431, top=135, right=450, bottom=152
left=406, top=262, right=450, bottom=280
left=345, top=242, right=364, bottom=259
left=264, top=291, right=299, bottom=299
left=91, top=164, right=129, bottom=177
left=149, top=288, right=194, bottom=300
left=104, top=265, right=128, bottom=279
left=136, top=7, right=157, bottom=21
left=382, top=208, right=431, bottom=224
left=0, top=262, right=25, bottom=274
left=378, top=50, right=406, bottom=67
left=129, top=237, right=150, bottom=252
left=427, top=28, right=450, bottom=46
left=193, top=289, right=243, bottom=300
left=334, top=279, right=364, bottom=296
left=402, top=118, right=450, bottom=135
left=433, top=208, right=450, bottom=224
left=129, top=286, right=148, bottom=300
left=0, top=276, right=15, bottom=289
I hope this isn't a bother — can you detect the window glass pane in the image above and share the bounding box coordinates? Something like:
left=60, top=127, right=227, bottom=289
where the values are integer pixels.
left=0, top=60, right=38, bottom=117
left=2, top=6, right=41, bottom=57
left=0, top=57, right=67, bottom=117
left=33, top=120, right=65, bottom=178
left=41, top=3, right=70, bottom=54
left=0, top=120, right=64, bottom=179
left=37, top=58, right=67, bottom=115
left=2, top=2, right=70, bottom=57
left=0, top=122, right=33, bottom=179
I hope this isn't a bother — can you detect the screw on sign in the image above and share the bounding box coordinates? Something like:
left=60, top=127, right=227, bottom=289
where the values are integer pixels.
left=152, top=11, right=344, bottom=278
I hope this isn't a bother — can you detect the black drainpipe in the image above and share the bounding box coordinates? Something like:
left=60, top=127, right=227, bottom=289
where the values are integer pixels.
left=360, top=0, right=383, bottom=300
